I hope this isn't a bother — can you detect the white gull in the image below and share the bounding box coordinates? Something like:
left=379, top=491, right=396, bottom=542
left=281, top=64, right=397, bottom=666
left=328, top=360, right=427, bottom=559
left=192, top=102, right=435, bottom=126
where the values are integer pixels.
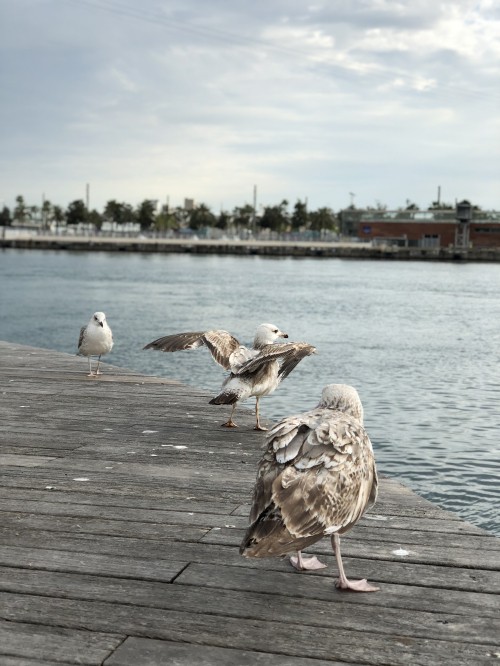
left=77, top=311, right=114, bottom=376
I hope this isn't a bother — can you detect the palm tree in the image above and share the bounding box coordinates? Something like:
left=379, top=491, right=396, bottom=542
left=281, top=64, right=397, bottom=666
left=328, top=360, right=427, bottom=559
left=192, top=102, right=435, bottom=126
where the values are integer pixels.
left=52, top=206, right=65, bottom=232
left=41, top=200, right=52, bottom=230
left=189, top=203, right=216, bottom=231
left=13, top=195, right=27, bottom=224
left=29, top=205, right=40, bottom=224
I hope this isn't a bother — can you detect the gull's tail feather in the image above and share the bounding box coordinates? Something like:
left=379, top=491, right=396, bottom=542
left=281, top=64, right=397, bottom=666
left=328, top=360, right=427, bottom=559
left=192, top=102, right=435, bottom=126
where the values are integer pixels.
left=240, top=505, right=319, bottom=558
left=209, top=391, right=239, bottom=406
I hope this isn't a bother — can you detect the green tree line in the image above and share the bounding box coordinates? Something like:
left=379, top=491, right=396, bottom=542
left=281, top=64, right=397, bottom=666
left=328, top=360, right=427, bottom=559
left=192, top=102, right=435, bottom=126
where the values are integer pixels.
left=0, top=195, right=341, bottom=235
left=2, top=194, right=482, bottom=236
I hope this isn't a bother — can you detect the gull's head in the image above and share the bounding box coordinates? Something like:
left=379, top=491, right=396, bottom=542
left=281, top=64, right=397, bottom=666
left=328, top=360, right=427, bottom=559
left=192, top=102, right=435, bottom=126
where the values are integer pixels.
left=318, top=384, right=364, bottom=421
left=91, top=311, right=107, bottom=328
left=254, top=323, right=288, bottom=347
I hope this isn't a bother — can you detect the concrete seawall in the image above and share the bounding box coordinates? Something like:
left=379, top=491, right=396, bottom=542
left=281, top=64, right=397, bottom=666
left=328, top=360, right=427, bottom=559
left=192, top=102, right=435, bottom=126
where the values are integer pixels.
left=2, top=234, right=500, bottom=261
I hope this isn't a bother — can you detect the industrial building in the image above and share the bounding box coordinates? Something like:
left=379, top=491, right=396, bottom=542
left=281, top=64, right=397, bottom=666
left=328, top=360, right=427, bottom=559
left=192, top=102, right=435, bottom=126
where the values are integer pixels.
left=343, top=201, right=500, bottom=249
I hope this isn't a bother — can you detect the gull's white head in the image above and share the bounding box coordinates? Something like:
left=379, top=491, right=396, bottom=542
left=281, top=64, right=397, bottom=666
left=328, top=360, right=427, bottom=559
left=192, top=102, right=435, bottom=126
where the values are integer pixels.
left=90, top=311, right=107, bottom=328
left=254, top=323, right=288, bottom=348
left=318, top=384, right=364, bottom=421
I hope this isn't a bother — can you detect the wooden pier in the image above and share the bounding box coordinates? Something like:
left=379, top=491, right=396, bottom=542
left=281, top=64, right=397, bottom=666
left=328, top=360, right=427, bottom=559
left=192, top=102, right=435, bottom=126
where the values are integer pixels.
left=0, top=340, right=499, bottom=665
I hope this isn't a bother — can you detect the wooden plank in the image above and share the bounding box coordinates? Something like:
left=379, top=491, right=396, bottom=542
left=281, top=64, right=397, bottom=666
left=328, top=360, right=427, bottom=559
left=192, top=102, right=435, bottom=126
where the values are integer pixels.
left=0, top=657, right=76, bottom=666
left=0, top=499, right=249, bottom=529
left=230, top=504, right=494, bottom=541
left=0, top=458, right=258, bottom=484
left=199, top=526, right=500, bottom=568
left=1, top=535, right=498, bottom=594
left=0, top=544, right=188, bottom=582
left=0, top=454, right=58, bottom=467
left=0, top=619, right=123, bottom=666
left=0, top=463, right=476, bottom=532
left=0, top=459, right=488, bottom=539
left=0, top=487, right=237, bottom=515
left=0, top=503, right=493, bottom=548
left=1, top=486, right=484, bottom=543
left=174, top=562, right=500, bottom=618
left=0, top=511, right=210, bottom=541
left=0, top=472, right=252, bottom=503
left=232, top=499, right=477, bottom=523
left=0, top=467, right=257, bottom=504
left=104, top=636, right=360, bottom=666
left=350, top=524, right=500, bottom=550
left=360, top=513, right=487, bottom=535
left=0, top=566, right=498, bottom=637
left=0, top=446, right=75, bottom=456
left=1, top=592, right=497, bottom=666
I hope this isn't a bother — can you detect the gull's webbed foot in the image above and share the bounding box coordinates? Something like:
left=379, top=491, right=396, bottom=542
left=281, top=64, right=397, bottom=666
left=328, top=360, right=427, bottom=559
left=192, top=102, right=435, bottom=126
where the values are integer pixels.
left=336, top=577, right=379, bottom=592
left=290, top=554, right=327, bottom=571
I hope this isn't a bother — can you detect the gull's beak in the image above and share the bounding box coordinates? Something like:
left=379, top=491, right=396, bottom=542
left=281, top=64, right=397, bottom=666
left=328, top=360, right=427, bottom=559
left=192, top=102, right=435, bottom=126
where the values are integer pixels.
left=99, top=321, right=104, bottom=327
left=281, top=332, right=288, bottom=339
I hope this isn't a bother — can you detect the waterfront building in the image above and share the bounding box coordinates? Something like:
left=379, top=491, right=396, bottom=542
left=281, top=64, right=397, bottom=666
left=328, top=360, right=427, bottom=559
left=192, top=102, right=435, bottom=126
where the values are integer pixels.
left=354, top=202, right=500, bottom=249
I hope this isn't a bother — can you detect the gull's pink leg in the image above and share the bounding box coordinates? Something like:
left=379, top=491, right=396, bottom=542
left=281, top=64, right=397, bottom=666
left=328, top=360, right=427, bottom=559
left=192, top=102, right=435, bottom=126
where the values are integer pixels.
left=222, top=404, right=238, bottom=428
left=290, top=550, right=327, bottom=571
left=95, top=354, right=102, bottom=375
left=254, top=397, right=268, bottom=431
left=332, top=534, right=379, bottom=592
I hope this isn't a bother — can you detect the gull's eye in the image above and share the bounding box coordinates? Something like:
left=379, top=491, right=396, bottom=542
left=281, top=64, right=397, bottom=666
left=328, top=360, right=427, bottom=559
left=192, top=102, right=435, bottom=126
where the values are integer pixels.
left=273, top=329, right=278, bottom=333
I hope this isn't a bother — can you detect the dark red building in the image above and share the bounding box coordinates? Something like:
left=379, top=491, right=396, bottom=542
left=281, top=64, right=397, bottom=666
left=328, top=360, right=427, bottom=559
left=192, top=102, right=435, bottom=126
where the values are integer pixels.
left=353, top=206, right=500, bottom=248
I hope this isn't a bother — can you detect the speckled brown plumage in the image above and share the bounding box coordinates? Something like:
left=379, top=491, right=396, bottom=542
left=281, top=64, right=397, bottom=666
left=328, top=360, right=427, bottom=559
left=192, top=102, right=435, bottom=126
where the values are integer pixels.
left=240, top=384, right=380, bottom=592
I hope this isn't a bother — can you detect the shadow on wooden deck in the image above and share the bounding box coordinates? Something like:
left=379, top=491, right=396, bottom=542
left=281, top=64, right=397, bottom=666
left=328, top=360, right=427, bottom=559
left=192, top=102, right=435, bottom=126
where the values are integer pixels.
left=0, top=340, right=498, bottom=665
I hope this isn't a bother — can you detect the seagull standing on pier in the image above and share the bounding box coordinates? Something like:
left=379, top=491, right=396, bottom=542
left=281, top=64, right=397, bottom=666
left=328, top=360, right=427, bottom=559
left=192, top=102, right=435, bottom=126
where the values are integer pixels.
left=77, top=311, right=114, bottom=377
left=240, top=384, right=379, bottom=592
left=143, top=323, right=316, bottom=430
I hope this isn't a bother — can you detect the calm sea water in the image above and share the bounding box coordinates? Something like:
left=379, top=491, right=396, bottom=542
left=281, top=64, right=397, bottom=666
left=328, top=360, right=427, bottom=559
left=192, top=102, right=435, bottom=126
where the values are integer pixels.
left=1, top=248, right=499, bottom=535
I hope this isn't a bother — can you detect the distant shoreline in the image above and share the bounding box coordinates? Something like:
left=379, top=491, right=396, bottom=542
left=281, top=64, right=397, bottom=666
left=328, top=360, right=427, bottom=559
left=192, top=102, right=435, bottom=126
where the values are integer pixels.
left=2, top=234, right=500, bottom=262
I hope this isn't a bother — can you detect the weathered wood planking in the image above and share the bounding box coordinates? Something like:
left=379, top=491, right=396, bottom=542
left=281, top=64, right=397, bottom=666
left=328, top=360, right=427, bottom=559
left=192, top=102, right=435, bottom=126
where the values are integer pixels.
left=0, top=340, right=499, bottom=666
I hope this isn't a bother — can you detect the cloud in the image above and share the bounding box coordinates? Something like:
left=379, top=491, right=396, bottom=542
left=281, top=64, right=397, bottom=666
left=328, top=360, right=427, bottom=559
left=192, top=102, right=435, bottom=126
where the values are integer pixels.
left=0, top=0, right=498, bottom=212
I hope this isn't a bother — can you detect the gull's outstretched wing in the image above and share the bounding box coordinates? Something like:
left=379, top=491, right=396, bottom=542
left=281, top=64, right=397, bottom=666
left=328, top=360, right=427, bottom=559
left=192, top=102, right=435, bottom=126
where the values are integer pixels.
left=143, top=329, right=241, bottom=371
left=235, top=342, right=316, bottom=379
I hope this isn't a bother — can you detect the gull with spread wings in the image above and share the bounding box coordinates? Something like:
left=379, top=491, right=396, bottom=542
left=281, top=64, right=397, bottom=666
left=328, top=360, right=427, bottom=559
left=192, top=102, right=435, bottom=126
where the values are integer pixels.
left=143, top=323, right=316, bottom=430
left=240, top=384, right=379, bottom=592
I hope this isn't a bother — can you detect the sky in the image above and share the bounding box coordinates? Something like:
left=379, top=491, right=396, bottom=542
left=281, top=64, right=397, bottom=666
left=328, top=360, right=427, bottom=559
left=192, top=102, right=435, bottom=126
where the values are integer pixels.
left=1, top=0, right=499, bottom=215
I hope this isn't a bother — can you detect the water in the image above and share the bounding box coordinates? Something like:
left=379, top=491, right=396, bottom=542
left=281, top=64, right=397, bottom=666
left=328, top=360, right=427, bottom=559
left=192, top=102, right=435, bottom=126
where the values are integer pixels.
left=1, top=248, right=499, bottom=535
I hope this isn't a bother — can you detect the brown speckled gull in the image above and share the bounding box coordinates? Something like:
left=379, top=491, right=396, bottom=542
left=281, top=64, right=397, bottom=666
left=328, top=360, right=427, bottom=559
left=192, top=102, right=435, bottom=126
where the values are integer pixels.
left=240, top=383, right=379, bottom=592
left=144, top=323, right=316, bottom=430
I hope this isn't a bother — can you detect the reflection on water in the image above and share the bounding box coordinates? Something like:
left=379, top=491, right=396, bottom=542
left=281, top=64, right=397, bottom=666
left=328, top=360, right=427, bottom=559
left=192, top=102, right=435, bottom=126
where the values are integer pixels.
left=1, top=248, right=499, bottom=535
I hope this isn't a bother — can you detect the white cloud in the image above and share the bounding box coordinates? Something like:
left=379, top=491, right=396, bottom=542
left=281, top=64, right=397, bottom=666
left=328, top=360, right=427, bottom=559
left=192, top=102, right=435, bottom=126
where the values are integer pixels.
left=0, top=0, right=498, bottom=213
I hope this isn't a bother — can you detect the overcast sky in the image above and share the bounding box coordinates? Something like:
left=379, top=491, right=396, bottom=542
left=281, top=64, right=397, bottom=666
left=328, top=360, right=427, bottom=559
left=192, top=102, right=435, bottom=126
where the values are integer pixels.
left=1, top=0, right=499, bottom=215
